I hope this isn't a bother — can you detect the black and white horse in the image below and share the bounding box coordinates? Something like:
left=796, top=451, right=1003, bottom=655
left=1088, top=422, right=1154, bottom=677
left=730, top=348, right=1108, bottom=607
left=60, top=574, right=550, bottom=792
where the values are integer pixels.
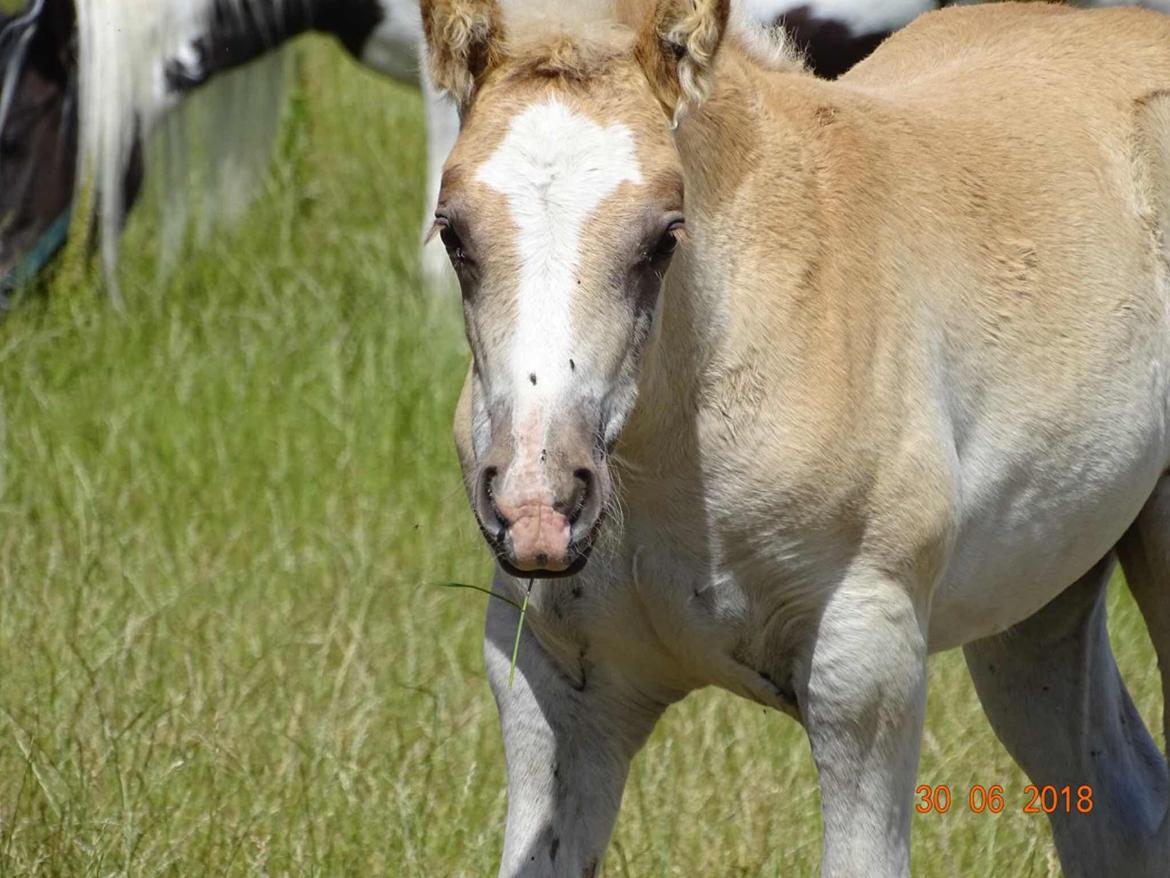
left=0, top=0, right=459, bottom=304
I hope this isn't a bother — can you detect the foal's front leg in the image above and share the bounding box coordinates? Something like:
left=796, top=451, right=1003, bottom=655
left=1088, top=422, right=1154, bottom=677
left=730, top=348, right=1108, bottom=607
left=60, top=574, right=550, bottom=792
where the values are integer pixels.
left=800, top=578, right=929, bottom=877
left=484, top=574, right=669, bottom=878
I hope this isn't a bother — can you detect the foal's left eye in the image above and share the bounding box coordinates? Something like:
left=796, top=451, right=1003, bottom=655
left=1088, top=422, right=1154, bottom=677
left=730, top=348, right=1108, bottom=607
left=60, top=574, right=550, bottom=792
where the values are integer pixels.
left=653, top=229, right=679, bottom=258
left=646, top=217, right=685, bottom=265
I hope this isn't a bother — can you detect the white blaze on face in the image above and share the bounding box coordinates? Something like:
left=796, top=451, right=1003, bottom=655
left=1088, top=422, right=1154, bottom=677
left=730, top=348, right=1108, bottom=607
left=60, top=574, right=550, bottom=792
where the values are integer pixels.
left=475, top=97, right=643, bottom=459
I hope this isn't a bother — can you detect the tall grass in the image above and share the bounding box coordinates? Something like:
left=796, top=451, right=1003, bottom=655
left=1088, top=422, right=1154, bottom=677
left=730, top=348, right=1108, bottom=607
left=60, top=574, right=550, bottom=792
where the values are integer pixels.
left=0, top=41, right=1161, bottom=876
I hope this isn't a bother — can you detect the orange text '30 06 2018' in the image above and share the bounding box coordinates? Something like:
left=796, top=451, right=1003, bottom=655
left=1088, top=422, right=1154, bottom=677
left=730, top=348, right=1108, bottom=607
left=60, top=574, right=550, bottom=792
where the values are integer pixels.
left=914, top=784, right=1095, bottom=815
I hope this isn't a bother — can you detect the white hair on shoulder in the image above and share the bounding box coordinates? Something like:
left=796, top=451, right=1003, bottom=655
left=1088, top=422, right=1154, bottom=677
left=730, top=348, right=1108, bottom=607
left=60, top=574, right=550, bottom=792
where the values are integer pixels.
left=75, top=0, right=287, bottom=284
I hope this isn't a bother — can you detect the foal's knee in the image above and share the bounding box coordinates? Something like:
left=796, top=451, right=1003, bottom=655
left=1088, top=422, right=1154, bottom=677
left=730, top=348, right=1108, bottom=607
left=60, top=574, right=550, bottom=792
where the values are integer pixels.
left=802, top=581, right=928, bottom=722
left=799, top=579, right=929, bottom=877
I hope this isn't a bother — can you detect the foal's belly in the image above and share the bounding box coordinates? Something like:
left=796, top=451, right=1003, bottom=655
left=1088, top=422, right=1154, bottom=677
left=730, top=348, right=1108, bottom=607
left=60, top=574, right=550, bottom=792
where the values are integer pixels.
left=927, top=410, right=1167, bottom=652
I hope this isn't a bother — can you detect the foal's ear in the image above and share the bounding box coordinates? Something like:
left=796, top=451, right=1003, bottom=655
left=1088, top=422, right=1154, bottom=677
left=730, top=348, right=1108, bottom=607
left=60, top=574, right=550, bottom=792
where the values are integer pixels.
left=421, top=0, right=506, bottom=110
left=634, top=0, right=729, bottom=122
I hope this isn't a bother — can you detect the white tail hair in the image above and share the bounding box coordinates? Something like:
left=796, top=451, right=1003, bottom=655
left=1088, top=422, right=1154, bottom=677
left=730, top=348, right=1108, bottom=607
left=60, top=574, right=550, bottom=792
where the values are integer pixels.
left=75, top=0, right=289, bottom=283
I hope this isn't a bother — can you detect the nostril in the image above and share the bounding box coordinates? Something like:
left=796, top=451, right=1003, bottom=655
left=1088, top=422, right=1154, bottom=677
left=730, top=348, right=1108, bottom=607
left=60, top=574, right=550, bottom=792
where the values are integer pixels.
left=480, top=466, right=498, bottom=495
left=569, top=468, right=594, bottom=525
left=479, top=466, right=505, bottom=527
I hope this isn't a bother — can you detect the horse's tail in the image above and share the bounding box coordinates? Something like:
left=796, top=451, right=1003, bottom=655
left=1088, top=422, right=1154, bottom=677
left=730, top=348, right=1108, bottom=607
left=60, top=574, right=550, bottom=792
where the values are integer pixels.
left=75, top=0, right=287, bottom=286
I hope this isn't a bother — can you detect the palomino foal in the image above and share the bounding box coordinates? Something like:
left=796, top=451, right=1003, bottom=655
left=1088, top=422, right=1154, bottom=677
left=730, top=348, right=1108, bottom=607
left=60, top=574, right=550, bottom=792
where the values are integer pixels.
left=423, top=1, right=1170, bottom=874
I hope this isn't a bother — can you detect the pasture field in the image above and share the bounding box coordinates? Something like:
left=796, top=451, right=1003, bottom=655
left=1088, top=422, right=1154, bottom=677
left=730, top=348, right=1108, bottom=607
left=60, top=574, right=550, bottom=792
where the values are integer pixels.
left=0, top=42, right=1162, bottom=877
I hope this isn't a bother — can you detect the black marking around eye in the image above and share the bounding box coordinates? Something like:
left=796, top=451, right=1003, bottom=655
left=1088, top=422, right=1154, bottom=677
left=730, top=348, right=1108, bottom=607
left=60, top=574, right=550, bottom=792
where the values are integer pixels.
left=569, top=359, right=576, bottom=371
left=529, top=373, right=537, bottom=385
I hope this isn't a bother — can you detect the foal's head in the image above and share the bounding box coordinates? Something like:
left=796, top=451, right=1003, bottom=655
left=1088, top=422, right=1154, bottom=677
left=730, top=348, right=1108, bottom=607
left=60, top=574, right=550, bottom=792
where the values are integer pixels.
left=424, top=0, right=731, bottom=577
left=0, top=0, right=76, bottom=289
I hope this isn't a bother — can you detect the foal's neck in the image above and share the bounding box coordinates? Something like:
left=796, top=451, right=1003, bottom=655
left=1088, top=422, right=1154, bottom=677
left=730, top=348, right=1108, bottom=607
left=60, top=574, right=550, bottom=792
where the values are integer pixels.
left=620, top=49, right=823, bottom=469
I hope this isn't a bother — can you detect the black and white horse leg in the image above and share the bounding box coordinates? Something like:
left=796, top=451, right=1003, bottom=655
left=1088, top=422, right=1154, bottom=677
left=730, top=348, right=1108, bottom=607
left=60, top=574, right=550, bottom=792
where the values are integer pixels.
left=160, top=0, right=453, bottom=289
left=485, top=574, right=669, bottom=878
left=964, top=555, right=1169, bottom=877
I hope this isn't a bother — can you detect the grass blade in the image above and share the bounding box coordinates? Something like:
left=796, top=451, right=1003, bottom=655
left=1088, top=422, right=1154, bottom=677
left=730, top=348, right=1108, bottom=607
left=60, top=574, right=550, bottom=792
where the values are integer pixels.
left=508, top=579, right=534, bottom=690
left=433, top=581, right=524, bottom=612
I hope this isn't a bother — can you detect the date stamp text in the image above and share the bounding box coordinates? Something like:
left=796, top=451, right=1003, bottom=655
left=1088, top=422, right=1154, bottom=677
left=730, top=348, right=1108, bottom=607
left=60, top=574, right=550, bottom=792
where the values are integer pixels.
left=915, top=784, right=1094, bottom=815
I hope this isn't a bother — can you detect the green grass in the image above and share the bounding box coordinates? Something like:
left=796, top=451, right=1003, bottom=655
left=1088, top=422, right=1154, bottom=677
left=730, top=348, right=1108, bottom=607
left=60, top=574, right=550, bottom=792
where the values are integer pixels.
left=0, top=41, right=1163, bottom=876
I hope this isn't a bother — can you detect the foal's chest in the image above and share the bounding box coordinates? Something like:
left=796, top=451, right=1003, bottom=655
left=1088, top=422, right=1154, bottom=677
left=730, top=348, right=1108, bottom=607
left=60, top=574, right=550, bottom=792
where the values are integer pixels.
left=523, top=504, right=819, bottom=711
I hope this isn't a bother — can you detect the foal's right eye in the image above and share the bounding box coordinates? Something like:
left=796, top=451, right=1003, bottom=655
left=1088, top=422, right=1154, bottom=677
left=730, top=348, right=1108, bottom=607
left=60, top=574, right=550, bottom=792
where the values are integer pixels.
left=439, top=225, right=462, bottom=252
left=438, top=223, right=473, bottom=267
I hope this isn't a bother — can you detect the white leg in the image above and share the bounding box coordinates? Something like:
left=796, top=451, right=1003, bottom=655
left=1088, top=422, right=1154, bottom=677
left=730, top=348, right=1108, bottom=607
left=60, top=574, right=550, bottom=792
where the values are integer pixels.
left=965, top=555, right=1168, bottom=876
left=485, top=573, right=670, bottom=878
left=800, top=577, right=928, bottom=877
left=419, top=53, right=460, bottom=291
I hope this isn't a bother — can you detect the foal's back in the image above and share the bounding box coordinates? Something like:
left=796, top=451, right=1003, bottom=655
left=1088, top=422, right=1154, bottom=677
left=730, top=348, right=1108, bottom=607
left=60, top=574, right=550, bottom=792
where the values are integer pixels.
left=845, top=1, right=1170, bottom=96
left=737, top=1, right=1170, bottom=393
left=829, top=2, right=1170, bottom=323
left=809, top=0, right=1170, bottom=383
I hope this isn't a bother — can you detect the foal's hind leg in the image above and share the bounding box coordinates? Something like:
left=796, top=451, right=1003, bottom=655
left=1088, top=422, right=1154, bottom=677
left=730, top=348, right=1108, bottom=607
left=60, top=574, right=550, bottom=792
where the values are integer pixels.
left=964, top=556, right=1169, bottom=877
left=1119, top=477, right=1170, bottom=761
left=484, top=573, right=670, bottom=878
left=1117, top=477, right=1170, bottom=844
